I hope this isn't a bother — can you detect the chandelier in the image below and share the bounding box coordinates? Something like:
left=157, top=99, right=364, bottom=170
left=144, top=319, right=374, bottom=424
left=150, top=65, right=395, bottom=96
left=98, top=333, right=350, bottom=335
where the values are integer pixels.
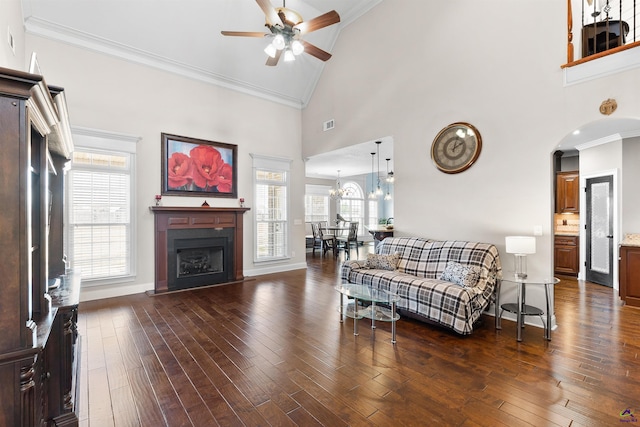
left=329, top=170, right=350, bottom=199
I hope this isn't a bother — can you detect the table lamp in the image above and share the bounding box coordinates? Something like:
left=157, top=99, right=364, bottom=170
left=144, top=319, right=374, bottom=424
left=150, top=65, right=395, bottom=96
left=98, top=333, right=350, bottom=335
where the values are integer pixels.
left=505, top=236, right=536, bottom=279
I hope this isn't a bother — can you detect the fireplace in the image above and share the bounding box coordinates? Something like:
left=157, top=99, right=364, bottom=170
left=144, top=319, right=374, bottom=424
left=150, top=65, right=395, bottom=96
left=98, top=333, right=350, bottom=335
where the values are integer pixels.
left=151, top=206, right=249, bottom=293
left=167, top=228, right=233, bottom=291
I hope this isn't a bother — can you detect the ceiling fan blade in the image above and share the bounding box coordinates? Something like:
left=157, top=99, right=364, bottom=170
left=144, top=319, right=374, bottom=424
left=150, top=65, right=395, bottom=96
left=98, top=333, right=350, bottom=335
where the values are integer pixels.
left=266, top=49, right=282, bottom=66
left=221, top=31, right=267, bottom=37
left=294, top=10, right=340, bottom=35
left=301, top=41, right=332, bottom=61
left=256, top=0, right=283, bottom=27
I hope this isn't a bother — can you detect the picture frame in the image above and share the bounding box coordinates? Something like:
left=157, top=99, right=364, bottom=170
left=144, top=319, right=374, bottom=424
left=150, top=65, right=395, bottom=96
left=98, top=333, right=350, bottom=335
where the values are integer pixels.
left=161, top=133, right=238, bottom=198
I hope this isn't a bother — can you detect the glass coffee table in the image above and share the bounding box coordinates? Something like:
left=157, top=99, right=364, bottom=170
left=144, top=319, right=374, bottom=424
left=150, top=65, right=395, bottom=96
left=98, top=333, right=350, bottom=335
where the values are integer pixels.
left=335, top=282, right=400, bottom=343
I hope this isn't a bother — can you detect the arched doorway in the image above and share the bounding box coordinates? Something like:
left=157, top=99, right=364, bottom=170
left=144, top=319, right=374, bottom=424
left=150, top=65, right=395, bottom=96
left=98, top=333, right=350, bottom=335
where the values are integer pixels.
left=554, top=117, right=640, bottom=290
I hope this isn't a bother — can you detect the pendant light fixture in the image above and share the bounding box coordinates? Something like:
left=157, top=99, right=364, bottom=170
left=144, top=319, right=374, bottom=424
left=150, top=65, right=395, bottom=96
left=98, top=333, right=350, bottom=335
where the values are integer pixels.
left=368, top=152, right=376, bottom=199
left=384, top=158, right=392, bottom=200
left=375, top=141, right=383, bottom=196
left=386, top=158, right=395, bottom=183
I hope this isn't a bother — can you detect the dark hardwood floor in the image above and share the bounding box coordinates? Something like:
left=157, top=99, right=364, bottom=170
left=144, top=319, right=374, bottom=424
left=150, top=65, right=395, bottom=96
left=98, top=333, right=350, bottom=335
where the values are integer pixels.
left=78, top=246, right=640, bottom=426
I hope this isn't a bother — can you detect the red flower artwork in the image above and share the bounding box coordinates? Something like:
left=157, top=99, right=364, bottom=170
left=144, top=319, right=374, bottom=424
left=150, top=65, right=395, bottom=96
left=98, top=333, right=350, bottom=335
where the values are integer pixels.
left=215, top=162, right=234, bottom=193
left=167, top=152, right=193, bottom=188
left=190, top=145, right=225, bottom=190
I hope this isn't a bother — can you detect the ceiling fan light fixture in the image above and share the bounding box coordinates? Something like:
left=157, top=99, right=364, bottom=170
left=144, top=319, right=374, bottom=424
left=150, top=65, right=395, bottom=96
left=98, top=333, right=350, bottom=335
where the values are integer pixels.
left=273, top=34, right=286, bottom=50
left=283, top=49, right=295, bottom=62
left=291, top=40, right=304, bottom=55
left=264, top=43, right=277, bottom=58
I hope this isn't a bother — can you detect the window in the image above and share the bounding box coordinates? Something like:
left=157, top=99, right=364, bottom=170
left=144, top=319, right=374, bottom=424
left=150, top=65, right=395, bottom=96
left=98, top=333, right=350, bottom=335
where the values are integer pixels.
left=304, top=184, right=330, bottom=224
left=252, top=154, right=291, bottom=261
left=66, top=129, right=137, bottom=284
left=368, top=200, right=379, bottom=227
left=338, top=181, right=365, bottom=235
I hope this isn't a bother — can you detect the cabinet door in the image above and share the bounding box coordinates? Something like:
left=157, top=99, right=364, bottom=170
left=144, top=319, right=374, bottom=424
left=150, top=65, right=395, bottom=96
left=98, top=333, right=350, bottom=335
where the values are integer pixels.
left=556, top=172, right=580, bottom=213
left=557, top=172, right=580, bottom=213
left=620, top=246, right=640, bottom=307
left=554, top=236, right=579, bottom=275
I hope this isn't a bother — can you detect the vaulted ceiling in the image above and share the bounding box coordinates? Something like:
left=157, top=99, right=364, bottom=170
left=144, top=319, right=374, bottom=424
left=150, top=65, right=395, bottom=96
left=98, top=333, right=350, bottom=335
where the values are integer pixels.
left=22, top=0, right=383, bottom=108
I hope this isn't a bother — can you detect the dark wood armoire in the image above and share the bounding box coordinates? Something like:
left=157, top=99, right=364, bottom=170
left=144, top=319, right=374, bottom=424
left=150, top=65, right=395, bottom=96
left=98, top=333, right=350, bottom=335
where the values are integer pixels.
left=0, top=66, right=80, bottom=426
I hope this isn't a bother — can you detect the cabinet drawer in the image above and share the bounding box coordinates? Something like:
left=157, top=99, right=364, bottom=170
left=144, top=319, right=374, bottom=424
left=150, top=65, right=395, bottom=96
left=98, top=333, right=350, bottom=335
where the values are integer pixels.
left=555, top=235, right=578, bottom=246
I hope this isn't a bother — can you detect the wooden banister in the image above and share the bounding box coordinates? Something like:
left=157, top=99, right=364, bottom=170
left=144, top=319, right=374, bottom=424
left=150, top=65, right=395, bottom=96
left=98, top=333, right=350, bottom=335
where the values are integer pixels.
left=567, top=0, right=574, bottom=63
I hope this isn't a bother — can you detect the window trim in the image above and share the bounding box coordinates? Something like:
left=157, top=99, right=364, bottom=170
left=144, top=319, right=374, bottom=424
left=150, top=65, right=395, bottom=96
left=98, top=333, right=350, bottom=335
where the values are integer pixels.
left=338, top=181, right=367, bottom=236
left=251, top=154, right=292, bottom=263
left=67, top=127, right=139, bottom=286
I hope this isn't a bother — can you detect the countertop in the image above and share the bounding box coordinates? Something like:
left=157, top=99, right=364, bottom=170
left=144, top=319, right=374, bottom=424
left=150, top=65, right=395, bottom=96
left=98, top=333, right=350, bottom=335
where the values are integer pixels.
left=366, top=225, right=395, bottom=233
left=621, top=233, right=640, bottom=247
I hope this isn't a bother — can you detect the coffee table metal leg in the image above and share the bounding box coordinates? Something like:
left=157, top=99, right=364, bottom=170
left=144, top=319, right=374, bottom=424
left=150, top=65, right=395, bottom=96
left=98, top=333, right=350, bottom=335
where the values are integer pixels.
left=545, top=284, right=552, bottom=341
left=339, top=293, right=344, bottom=323
left=516, top=283, right=523, bottom=342
left=371, top=301, right=376, bottom=330
left=391, top=301, right=397, bottom=344
left=353, top=297, right=359, bottom=336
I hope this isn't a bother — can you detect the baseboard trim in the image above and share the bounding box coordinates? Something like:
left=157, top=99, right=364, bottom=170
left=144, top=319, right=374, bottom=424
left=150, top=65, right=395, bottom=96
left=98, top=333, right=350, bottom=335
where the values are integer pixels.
left=243, top=262, right=308, bottom=277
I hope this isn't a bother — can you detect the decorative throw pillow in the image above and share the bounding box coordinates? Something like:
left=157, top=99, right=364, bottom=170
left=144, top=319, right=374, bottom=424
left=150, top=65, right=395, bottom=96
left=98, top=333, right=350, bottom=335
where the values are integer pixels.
left=365, top=253, right=399, bottom=271
left=440, top=261, right=481, bottom=287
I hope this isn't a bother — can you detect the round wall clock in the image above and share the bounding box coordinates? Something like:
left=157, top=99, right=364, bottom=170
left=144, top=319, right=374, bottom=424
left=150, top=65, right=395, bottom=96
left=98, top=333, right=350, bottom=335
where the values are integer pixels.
left=431, top=122, right=482, bottom=174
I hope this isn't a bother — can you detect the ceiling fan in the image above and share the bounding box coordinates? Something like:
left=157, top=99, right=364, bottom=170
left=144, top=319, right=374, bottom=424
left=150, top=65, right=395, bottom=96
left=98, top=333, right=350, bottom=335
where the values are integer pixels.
left=221, top=0, right=340, bottom=66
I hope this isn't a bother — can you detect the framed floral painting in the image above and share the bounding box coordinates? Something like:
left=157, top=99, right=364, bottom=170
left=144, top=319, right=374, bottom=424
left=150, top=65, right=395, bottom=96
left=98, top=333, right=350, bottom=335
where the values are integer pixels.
left=161, top=133, right=238, bottom=198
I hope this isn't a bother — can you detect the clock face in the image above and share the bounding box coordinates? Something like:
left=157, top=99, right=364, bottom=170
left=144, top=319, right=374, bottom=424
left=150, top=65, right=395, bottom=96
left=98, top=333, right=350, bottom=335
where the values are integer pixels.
left=431, top=122, right=482, bottom=174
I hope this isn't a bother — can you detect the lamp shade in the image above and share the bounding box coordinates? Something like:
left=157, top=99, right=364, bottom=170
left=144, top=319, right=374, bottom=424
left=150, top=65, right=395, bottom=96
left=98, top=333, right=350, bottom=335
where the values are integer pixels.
left=505, top=236, right=536, bottom=255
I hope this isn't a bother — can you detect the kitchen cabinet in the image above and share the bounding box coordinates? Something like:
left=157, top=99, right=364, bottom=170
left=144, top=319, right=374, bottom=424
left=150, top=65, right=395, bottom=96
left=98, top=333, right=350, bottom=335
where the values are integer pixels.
left=620, top=245, right=640, bottom=308
left=555, top=235, right=579, bottom=276
left=556, top=171, right=580, bottom=213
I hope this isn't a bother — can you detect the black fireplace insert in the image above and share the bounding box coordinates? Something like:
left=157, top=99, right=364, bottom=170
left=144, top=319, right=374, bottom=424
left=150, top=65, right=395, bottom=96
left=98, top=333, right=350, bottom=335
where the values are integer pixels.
left=166, top=228, right=234, bottom=290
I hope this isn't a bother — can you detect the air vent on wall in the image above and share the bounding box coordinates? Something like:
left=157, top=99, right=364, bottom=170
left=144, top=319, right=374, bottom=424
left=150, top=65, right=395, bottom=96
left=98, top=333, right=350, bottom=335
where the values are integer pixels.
left=323, top=119, right=335, bottom=131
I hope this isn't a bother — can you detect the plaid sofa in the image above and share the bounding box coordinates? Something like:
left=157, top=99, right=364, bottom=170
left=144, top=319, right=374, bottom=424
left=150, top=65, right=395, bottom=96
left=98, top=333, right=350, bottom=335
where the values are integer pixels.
left=340, top=237, right=502, bottom=335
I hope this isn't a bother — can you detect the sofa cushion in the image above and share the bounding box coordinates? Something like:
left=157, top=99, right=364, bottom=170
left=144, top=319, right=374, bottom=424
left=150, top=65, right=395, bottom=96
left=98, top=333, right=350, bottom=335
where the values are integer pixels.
left=365, top=253, right=399, bottom=270
left=440, top=261, right=481, bottom=287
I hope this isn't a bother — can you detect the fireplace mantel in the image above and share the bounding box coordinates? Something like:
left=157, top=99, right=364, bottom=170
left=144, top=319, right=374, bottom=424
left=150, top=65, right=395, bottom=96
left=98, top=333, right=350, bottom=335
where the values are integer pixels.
left=150, top=206, right=250, bottom=293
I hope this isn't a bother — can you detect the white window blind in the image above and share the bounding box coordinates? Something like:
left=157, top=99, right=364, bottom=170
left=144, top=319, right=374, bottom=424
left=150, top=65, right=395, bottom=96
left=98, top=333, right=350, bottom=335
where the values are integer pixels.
left=252, top=154, right=291, bottom=262
left=67, top=128, right=138, bottom=284
left=304, top=195, right=329, bottom=223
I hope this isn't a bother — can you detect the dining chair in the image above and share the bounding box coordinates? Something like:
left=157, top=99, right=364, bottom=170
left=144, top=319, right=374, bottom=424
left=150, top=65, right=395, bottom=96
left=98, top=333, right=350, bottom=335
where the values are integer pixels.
left=317, top=222, right=337, bottom=257
left=337, top=221, right=359, bottom=260
left=310, top=222, right=323, bottom=255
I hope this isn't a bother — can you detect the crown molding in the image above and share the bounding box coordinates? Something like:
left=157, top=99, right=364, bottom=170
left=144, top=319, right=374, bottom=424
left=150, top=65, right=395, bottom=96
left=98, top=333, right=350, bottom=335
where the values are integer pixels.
left=24, top=17, right=305, bottom=109
left=576, top=128, right=640, bottom=151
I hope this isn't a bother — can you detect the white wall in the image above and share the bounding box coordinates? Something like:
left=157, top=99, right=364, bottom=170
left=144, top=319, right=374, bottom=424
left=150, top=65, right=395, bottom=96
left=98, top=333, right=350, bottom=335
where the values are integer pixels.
left=0, top=0, right=25, bottom=70
left=302, top=0, right=640, bottom=327
left=623, top=137, right=640, bottom=233
left=24, top=35, right=306, bottom=301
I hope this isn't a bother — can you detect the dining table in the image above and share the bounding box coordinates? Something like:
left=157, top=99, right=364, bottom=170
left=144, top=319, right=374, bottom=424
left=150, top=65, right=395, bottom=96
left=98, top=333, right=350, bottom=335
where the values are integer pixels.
left=322, top=225, right=350, bottom=236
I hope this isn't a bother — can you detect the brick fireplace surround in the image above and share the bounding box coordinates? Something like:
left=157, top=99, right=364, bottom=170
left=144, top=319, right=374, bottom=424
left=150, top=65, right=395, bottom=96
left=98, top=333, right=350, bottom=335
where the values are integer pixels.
left=150, top=206, right=250, bottom=293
